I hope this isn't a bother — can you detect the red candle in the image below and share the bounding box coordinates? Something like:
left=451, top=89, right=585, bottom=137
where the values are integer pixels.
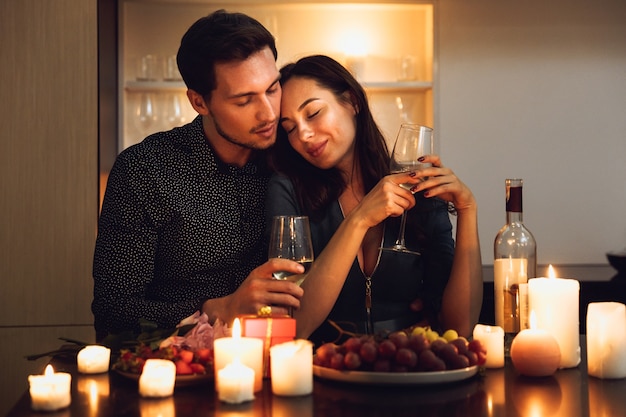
left=510, top=312, right=561, bottom=377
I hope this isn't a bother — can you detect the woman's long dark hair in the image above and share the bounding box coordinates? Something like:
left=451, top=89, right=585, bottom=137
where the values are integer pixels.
left=268, top=55, right=390, bottom=220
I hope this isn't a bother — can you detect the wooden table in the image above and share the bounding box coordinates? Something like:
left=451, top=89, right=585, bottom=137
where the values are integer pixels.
left=6, top=337, right=625, bottom=417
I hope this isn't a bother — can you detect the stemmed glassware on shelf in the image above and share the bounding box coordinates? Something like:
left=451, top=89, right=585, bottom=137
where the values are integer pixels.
left=268, top=215, right=314, bottom=286
left=382, top=123, right=434, bottom=254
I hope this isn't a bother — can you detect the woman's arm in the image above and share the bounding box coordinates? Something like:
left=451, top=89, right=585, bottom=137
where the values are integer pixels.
left=412, top=156, right=483, bottom=337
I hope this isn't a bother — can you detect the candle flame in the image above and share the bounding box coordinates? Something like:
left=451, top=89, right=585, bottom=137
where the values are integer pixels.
left=529, top=311, right=537, bottom=330
left=548, top=264, right=556, bottom=279
left=44, top=364, right=54, bottom=376
left=232, top=318, right=241, bottom=339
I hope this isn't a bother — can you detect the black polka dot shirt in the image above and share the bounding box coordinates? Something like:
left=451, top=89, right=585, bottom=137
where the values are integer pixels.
left=92, top=116, right=270, bottom=340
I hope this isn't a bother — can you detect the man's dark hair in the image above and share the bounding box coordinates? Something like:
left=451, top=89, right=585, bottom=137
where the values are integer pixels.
left=177, top=9, right=277, bottom=97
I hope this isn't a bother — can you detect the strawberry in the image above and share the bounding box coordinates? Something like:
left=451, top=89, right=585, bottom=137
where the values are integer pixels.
left=178, top=349, right=194, bottom=364
left=175, top=359, right=193, bottom=375
left=195, top=348, right=212, bottom=365
left=189, top=363, right=206, bottom=375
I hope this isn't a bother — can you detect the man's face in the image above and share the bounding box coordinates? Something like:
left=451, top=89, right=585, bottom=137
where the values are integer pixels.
left=205, top=47, right=281, bottom=151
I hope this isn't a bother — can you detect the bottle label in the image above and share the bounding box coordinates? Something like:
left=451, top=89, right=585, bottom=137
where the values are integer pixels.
left=506, top=185, right=523, bottom=213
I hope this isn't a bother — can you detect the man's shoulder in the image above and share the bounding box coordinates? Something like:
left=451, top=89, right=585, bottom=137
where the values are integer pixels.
left=117, top=117, right=205, bottom=164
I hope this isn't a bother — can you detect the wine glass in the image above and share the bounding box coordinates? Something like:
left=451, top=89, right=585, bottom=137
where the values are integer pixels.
left=383, top=123, right=434, bottom=254
left=268, top=215, right=314, bottom=286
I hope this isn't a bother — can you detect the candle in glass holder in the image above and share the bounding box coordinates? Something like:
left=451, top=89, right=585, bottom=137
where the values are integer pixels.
left=139, top=359, right=176, bottom=397
left=28, top=364, right=72, bottom=411
left=510, top=311, right=561, bottom=377
left=528, top=265, right=580, bottom=368
left=217, top=357, right=255, bottom=404
left=586, top=301, right=626, bottom=379
left=214, top=318, right=264, bottom=392
left=472, top=324, right=505, bottom=368
left=77, top=345, right=111, bottom=374
left=270, top=339, right=313, bottom=396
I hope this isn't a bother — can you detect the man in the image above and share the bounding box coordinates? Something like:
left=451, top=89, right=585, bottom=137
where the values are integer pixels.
left=92, top=10, right=303, bottom=340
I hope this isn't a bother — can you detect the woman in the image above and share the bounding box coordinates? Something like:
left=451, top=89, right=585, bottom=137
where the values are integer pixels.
left=266, top=55, right=482, bottom=346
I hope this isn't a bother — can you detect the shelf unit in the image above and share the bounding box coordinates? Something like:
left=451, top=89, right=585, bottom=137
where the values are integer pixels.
left=119, top=1, right=434, bottom=150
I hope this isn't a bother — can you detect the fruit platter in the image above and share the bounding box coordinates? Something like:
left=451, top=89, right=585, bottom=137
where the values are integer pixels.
left=110, top=312, right=223, bottom=386
left=312, top=326, right=486, bottom=385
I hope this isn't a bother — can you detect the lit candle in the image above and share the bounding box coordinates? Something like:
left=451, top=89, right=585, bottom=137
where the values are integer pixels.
left=217, top=357, right=255, bottom=404
left=586, top=301, right=626, bottom=379
left=77, top=345, right=111, bottom=374
left=269, top=339, right=313, bottom=396
left=472, top=324, right=505, bottom=368
left=138, top=359, right=176, bottom=397
left=528, top=265, right=580, bottom=368
left=28, top=364, right=72, bottom=411
left=214, top=318, right=264, bottom=392
left=510, top=311, right=561, bottom=377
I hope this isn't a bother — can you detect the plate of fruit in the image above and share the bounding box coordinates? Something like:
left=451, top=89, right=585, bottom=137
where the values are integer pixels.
left=113, top=344, right=214, bottom=387
left=109, top=312, right=223, bottom=387
left=313, top=327, right=486, bottom=385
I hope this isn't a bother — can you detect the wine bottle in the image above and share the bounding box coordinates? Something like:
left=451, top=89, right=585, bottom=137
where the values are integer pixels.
left=494, top=179, right=536, bottom=341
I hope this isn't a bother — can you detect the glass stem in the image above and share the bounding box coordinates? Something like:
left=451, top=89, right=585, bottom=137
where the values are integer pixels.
left=393, top=210, right=408, bottom=249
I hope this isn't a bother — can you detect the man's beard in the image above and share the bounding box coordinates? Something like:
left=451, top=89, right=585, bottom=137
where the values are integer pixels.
left=210, top=109, right=275, bottom=151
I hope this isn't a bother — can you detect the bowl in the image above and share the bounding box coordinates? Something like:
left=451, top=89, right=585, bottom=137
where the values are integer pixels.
left=606, top=251, right=626, bottom=274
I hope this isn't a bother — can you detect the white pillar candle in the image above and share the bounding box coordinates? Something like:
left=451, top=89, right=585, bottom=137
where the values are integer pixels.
left=472, top=324, right=505, bottom=368
left=586, top=301, right=626, bottom=379
left=214, top=318, right=264, bottom=392
left=217, top=357, right=255, bottom=404
left=28, top=365, right=72, bottom=411
left=138, top=359, right=176, bottom=397
left=528, top=265, right=581, bottom=368
left=77, top=345, right=111, bottom=374
left=270, top=339, right=313, bottom=396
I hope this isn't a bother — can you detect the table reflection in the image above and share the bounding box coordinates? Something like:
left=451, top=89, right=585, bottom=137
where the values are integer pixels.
left=77, top=373, right=110, bottom=416
left=510, top=376, right=562, bottom=416
left=588, top=377, right=626, bottom=417
left=140, top=397, right=175, bottom=417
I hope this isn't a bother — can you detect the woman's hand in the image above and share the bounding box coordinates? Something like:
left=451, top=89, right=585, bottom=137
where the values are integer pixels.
left=410, top=155, right=476, bottom=213
left=350, top=172, right=421, bottom=228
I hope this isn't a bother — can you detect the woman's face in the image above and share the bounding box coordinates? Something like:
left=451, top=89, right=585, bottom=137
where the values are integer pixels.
left=279, top=77, right=357, bottom=171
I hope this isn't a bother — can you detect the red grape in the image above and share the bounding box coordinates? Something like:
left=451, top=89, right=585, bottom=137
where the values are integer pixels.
left=359, top=341, right=378, bottom=363
left=395, top=348, right=418, bottom=368
left=449, top=338, right=469, bottom=355
left=344, top=336, right=363, bottom=353
left=388, top=330, right=409, bottom=349
left=329, top=352, right=345, bottom=370
left=408, top=333, right=430, bottom=353
left=378, top=339, right=397, bottom=359
left=344, top=351, right=362, bottom=370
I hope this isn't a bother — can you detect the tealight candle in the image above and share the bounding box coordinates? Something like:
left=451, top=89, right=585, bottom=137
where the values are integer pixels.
left=217, top=357, right=255, bottom=404
left=28, top=364, right=72, bottom=411
left=528, top=265, right=581, bottom=368
left=77, top=345, right=111, bottom=374
left=139, top=359, right=176, bottom=397
left=510, top=311, right=561, bottom=377
left=586, top=301, right=626, bottom=379
left=214, top=318, right=264, bottom=392
left=472, top=324, right=505, bottom=368
left=269, top=339, right=313, bottom=396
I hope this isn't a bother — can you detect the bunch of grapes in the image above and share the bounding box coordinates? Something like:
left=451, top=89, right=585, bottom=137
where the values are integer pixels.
left=313, top=327, right=487, bottom=373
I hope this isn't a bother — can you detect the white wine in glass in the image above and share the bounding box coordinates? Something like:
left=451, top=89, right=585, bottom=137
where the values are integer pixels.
left=385, top=123, right=434, bottom=253
left=268, top=215, right=314, bottom=286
